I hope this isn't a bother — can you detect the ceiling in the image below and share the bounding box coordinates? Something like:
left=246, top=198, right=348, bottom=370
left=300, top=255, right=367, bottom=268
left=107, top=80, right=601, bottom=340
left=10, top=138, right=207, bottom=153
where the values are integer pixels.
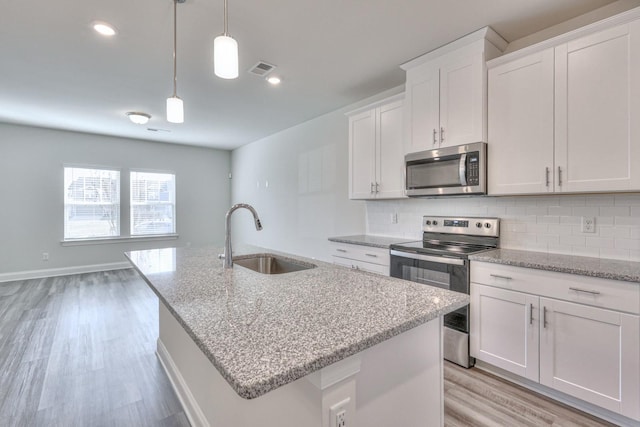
left=0, top=0, right=627, bottom=150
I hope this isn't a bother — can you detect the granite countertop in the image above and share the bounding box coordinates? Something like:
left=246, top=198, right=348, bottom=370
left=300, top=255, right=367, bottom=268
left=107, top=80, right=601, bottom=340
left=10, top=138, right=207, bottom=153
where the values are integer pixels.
left=470, top=249, right=640, bottom=283
left=328, top=234, right=414, bottom=249
left=126, top=246, right=468, bottom=400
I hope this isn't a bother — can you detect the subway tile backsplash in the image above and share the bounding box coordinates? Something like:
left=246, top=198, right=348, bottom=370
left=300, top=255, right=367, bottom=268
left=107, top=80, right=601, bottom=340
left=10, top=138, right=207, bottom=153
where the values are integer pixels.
left=365, top=194, right=640, bottom=261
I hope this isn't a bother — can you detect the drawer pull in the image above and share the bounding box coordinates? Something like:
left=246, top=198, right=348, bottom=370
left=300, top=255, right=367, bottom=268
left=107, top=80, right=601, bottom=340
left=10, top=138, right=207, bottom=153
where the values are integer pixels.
left=543, top=306, right=548, bottom=329
left=336, top=249, right=347, bottom=253
left=569, top=287, right=601, bottom=296
left=365, top=253, right=378, bottom=258
left=490, top=274, right=513, bottom=280
left=529, top=303, right=534, bottom=325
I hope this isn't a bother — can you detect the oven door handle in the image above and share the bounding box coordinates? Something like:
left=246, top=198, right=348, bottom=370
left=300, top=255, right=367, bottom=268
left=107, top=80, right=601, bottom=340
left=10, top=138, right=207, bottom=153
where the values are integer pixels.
left=390, top=250, right=465, bottom=266
left=459, top=153, right=467, bottom=186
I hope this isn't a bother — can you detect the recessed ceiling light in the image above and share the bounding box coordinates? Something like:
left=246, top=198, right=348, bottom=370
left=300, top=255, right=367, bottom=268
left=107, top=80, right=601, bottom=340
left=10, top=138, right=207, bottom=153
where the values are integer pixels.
left=92, top=22, right=117, bottom=36
left=266, top=76, right=281, bottom=85
left=126, top=112, right=151, bottom=125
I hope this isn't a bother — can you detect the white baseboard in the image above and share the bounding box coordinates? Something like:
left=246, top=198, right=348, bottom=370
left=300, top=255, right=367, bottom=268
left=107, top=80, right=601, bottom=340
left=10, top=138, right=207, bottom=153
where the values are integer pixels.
left=0, top=262, right=132, bottom=283
left=156, top=338, right=210, bottom=427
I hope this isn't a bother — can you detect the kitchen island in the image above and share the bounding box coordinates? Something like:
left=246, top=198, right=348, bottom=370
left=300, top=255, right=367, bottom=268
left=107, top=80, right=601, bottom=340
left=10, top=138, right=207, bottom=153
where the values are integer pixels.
left=126, top=246, right=469, bottom=427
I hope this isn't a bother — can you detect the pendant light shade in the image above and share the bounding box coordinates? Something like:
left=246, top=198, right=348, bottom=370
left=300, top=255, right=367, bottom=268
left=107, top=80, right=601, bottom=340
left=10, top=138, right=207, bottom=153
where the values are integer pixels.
left=214, top=35, right=238, bottom=79
left=214, top=0, right=239, bottom=79
left=166, top=96, right=184, bottom=123
left=167, top=0, right=184, bottom=123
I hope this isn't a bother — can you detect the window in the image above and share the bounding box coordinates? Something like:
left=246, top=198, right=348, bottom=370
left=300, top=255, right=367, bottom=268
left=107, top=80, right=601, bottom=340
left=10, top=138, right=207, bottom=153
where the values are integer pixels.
left=130, top=171, right=176, bottom=236
left=64, top=167, right=120, bottom=239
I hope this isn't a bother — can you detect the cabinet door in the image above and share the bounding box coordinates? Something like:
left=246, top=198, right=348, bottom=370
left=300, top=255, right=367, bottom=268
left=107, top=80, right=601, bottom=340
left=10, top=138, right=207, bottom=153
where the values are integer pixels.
left=555, top=21, right=640, bottom=192
left=376, top=99, right=405, bottom=199
left=349, top=109, right=376, bottom=199
left=488, top=49, right=555, bottom=195
left=470, top=283, right=539, bottom=382
left=540, top=298, right=640, bottom=420
left=405, top=65, right=439, bottom=154
left=439, top=51, right=485, bottom=147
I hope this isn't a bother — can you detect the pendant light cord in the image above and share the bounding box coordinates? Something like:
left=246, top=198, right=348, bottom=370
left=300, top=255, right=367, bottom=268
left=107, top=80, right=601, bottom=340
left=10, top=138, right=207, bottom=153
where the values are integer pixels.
left=172, top=0, right=178, bottom=97
left=223, top=0, right=228, bottom=35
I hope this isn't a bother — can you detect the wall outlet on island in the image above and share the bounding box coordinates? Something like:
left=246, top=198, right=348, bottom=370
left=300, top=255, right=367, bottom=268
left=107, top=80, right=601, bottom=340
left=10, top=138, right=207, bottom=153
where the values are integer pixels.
left=581, top=217, right=596, bottom=233
left=330, top=398, right=350, bottom=427
left=42, top=252, right=49, bottom=261
left=390, top=212, right=398, bottom=224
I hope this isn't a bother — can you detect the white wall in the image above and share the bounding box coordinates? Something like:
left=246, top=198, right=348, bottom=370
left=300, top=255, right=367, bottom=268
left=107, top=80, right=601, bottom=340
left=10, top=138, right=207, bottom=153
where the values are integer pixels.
left=229, top=93, right=389, bottom=261
left=0, top=123, right=231, bottom=276
left=366, top=195, right=640, bottom=261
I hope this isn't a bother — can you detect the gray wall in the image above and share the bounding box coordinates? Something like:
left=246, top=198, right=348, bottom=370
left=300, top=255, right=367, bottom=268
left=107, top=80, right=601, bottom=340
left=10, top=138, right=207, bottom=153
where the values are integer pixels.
left=229, top=89, right=404, bottom=261
left=0, top=123, right=231, bottom=275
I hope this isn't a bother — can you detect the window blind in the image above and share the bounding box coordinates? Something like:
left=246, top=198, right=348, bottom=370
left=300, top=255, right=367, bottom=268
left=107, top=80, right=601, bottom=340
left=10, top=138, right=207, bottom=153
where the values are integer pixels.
left=64, top=167, right=120, bottom=239
left=130, top=171, right=176, bottom=235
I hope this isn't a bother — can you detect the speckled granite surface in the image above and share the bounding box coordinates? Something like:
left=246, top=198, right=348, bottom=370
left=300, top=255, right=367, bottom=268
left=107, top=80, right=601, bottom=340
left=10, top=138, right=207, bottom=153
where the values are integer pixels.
left=470, top=249, right=640, bottom=283
left=328, top=234, right=413, bottom=249
left=126, top=246, right=468, bottom=400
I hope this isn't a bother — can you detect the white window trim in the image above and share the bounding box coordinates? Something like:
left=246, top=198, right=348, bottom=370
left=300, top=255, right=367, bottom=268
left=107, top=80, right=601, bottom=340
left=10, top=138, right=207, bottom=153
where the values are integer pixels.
left=61, top=234, right=179, bottom=247
left=130, top=169, right=177, bottom=236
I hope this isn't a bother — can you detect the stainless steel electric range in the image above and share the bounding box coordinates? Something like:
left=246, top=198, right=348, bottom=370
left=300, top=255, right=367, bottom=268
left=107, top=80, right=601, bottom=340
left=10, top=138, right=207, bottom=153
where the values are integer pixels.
left=389, top=216, right=499, bottom=368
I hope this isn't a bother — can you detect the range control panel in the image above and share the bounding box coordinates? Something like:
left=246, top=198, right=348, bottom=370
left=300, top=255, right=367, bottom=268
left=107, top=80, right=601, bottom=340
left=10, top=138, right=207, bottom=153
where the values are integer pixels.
left=422, top=216, right=499, bottom=237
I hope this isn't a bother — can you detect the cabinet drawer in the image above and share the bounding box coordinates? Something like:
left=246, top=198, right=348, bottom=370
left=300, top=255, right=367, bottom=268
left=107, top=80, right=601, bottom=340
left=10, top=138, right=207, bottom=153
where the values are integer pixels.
left=332, top=256, right=389, bottom=276
left=330, top=243, right=390, bottom=266
left=471, top=262, right=640, bottom=315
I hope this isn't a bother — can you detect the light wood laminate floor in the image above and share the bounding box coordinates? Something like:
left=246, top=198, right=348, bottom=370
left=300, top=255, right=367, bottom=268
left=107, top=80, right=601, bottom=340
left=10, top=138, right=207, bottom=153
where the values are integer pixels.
left=0, top=269, right=189, bottom=427
left=0, top=269, right=617, bottom=426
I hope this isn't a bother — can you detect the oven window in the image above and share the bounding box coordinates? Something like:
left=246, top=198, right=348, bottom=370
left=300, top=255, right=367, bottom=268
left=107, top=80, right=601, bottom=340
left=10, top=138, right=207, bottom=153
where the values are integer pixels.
left=407, top=158, right=460, bottom=189
left=401, top=266, right=450, bottom=290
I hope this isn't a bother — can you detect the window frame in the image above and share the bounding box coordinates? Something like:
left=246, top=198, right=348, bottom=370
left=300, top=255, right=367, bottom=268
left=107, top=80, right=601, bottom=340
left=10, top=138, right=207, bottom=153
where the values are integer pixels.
left=61, top=164, right=178, bottom=245
left=63, top=165, right=122, bottom=241
left=129, top=169, right=177, bottom=237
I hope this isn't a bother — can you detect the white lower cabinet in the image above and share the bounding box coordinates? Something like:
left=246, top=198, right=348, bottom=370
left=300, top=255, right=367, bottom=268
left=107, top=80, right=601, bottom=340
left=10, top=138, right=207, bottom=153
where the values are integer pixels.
left=471, top=262, right=640, bottom=422
left=539, top=298, right=640, bottom=418
left=471, top=284, right=539, bottom=382
left=331, top=243, right=390, bottom=276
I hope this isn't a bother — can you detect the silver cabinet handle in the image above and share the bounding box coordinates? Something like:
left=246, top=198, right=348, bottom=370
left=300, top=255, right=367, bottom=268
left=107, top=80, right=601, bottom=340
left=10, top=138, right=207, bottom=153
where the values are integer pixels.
left=569, top=287, right=601, bottom=295
left=433, top=128, right=437, bottom=145
left=336, top=249, right=347, bottom=253
left=365, top=253, right=378, bottom=258
left=529, top=303, right=534, bottom=325
left=490, top=274, right=512, bottom=280
left=440, top=127, right=445, bottom=143
left=545, top=167, right=550, bottom=187
left=558, top=166, right=562, bottom=186
left=375, top=182, right=379, bottom=193
left=370, top=182, right=374, bottom=194
left=543, top=306, right=548, bottom=329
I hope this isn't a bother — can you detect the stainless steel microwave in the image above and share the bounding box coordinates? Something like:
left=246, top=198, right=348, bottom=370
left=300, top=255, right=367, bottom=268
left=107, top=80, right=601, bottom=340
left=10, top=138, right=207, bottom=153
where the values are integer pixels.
left=405, top=142, right=487, bottom=197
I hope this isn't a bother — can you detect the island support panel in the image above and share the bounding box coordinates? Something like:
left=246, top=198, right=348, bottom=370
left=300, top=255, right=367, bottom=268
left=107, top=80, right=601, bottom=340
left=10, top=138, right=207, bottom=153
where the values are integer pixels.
left=156, top=302, right=444, bottom=427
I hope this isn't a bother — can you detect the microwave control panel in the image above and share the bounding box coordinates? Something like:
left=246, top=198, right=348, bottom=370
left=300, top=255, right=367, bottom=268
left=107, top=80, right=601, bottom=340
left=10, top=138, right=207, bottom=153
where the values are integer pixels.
left=467, top=152, right=480, bottom=186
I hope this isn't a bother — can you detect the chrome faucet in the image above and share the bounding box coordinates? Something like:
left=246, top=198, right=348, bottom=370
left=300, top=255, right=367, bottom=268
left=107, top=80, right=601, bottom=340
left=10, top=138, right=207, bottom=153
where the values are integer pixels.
left=223, top=203, right=263, bottom=268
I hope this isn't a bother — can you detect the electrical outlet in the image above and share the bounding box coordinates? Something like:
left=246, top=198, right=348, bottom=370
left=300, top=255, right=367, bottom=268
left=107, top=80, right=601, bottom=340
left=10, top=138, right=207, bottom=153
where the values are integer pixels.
left=330, top=398, right=350, bottom=427
left=391, top=213, right=398, bottom=224
left=42, top=252, right=49, bottom=261
left=581, top=217, right=596, bottom=233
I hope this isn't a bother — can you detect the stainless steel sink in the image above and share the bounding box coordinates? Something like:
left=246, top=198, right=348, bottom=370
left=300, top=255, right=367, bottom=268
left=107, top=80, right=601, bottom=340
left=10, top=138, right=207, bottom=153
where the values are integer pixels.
left=233, top=254, right=316, bottom=275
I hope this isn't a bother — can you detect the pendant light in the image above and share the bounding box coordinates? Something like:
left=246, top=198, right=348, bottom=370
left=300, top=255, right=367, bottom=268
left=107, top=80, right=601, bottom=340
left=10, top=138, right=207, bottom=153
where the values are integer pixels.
left=167, top=0, right=184, bottom=123
left=214, top=0, right=239, bottom=79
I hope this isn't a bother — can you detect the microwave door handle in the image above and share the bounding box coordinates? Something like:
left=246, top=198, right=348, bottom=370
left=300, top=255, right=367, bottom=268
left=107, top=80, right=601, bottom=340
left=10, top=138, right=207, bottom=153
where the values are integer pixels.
left=459, top=153, right=467, bottom=186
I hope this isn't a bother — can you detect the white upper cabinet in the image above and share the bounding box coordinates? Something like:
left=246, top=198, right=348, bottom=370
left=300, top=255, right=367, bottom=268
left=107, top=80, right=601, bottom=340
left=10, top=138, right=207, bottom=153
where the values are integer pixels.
left=347, top=94, right=405, bottom=200
left=488, top=49, right=555, bottom=194
left=555, top=22, right=640, bottom=193
left=402, top=27, right=507, bottom=154
left=488, top=11, right=640, bottom=195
